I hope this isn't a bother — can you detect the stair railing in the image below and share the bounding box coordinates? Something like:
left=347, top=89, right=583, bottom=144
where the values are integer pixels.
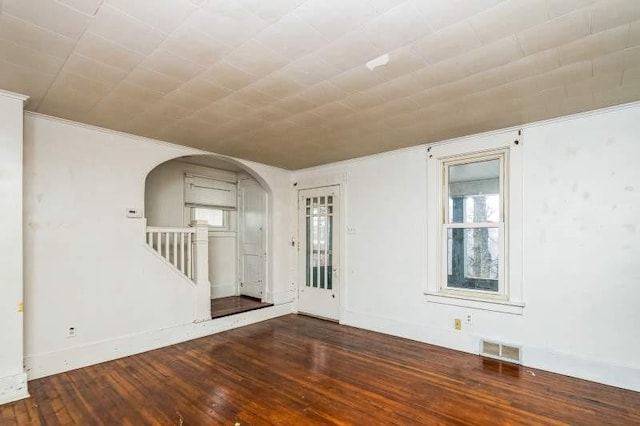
left=145, top=220, right=211, bottom=321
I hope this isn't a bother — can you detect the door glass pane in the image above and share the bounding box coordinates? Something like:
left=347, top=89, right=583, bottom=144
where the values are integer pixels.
left=327, top=215, right=333, bottom=290
left=305, top=215, right=310, bottom=287
left=319, top=214, right=326, bottom=289
left=448, top=159, right=500, bottom=224
left=447, top=228, right=499, bottom=292
left=304, top=193, right=335, bottom=292
left=312, top=215, right=318, bottom=287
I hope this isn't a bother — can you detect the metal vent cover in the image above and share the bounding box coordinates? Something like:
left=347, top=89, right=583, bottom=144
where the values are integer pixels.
left=480, top=339, right=522, bottom=364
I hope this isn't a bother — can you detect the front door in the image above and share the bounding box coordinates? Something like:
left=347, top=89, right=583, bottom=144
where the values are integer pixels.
left=298, top=186, right=340, bottom=320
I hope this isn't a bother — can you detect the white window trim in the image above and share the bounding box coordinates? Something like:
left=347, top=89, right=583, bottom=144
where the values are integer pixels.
left=441, top=151, right=506, bottom=300
left=425, top=130, right=524, bottom=315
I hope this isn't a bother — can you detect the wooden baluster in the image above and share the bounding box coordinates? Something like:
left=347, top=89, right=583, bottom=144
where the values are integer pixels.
left=156, top=231, right=161, bottom=253
left=173, top=232, right=178, bottom=267
left=181, top=232, right=185, bottom=274
left=187, top=232, right=192, bottom=279
left=165, top=232, right=170, bottom=260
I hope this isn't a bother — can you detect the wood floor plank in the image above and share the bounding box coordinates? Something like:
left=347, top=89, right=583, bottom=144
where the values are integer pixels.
left=2, top=314, right=639, bottom=425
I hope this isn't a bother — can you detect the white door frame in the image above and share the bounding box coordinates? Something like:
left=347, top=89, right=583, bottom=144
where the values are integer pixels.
left=294, top=174, right=346, bottom=322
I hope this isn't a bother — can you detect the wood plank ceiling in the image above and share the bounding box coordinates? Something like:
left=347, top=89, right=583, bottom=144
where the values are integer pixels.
left=1, top=0, right=639, bottom=169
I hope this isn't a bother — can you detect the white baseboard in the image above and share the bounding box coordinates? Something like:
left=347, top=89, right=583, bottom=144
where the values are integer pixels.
left=211, top=283, right=237, bottom=298
left=524, top=347, right=640, bottom=392
left=341, top=309, right=640, bottom=392
left=342, top=309, right=477, bottom=355
left=25, top=302, right=294, bottom=380
left=0, top=372, right=29, bottom=405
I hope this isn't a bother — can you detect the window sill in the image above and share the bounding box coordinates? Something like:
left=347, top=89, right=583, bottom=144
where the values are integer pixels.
left=425, top=292, right=524, bottom=315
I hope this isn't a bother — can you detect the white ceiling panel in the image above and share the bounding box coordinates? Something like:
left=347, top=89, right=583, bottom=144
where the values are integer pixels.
left=0, top=0, right=639, bottom=169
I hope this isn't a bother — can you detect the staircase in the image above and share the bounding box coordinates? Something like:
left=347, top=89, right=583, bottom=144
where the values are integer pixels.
left=145, top=220, right=211, bottom=321
left=146, top=226, right=196, bottom=280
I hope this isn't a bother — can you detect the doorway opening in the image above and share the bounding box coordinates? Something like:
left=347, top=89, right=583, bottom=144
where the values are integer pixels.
left=144, top=155, right=271, bottom=319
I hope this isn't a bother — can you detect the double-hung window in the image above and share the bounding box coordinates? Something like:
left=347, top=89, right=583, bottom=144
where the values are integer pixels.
left=426, top=131, right=524, bottom=314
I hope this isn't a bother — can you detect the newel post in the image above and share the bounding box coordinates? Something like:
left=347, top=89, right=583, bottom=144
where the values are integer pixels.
left=191, top=220, right=211, bottom=322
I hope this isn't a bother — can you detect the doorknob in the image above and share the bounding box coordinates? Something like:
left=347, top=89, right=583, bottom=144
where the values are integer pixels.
left=331, top=294, right=335, bottom=298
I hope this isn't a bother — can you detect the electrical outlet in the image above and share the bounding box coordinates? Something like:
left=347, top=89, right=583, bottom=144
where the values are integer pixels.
left=465, top=314, right=473, bottom=325
left=454, top=319, right=462, bottom=330
left=66, top=327, right=76, bottom=338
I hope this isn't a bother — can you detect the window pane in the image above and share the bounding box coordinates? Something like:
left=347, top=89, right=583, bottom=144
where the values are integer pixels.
left=447, top=227, right=499, bottom=292
left=193, top=207, right=224, bottom=227
left=306, top=216, right=311, bottom=287
left=327, top=215, right=333, bottom=290
left=448, top=159, right=500, bottom=223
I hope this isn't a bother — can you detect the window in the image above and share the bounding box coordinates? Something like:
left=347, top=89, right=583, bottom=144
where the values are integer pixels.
left=184, top=174, right=236, bottom=209
left=426, top=131, right=523, bottom=314
left=191, top=207, right=227, bottom=230
left=444, top=154, right=504, bottom=296
left=183, top=172, right=236, bottom=231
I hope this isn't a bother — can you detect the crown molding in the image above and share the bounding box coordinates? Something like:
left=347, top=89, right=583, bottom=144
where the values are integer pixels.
left=0, top=89, right=29, bottom=102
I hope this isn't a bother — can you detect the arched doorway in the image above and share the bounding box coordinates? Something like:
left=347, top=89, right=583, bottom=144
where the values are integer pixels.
left=143, top=154, right=272, bottom=320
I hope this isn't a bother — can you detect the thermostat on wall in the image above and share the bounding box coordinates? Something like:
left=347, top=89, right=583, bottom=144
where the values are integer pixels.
left=126, top=208, right=143, bottom=218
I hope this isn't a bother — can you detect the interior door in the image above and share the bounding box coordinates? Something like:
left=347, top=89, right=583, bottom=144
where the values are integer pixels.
left=238, top=178, right=265, bottom=299
left=298, top=186, right=340, bottom=320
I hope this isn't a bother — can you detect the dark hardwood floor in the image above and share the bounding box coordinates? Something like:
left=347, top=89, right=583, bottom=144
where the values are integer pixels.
left=211, top=295, right=273, bottom=319
left=2, top=314, right=639, bottom=425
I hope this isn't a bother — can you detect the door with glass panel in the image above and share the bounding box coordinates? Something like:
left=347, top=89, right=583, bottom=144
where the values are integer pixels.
left=298, top=186, right=340, bottom=320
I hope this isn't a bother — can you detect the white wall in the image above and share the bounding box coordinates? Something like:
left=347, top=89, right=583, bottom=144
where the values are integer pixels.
left=0, top=91, right=29, bottom=404
left=15, top=98, right=638, bottom=393
left=22, top=113, right=294, bottom=380
left=145, top=160, right=241, bottom=299
left=292, top=103, right=640, bottom=391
